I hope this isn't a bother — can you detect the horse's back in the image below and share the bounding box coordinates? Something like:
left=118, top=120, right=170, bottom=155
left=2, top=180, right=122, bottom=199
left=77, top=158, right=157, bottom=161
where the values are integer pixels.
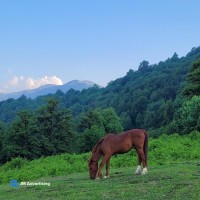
left=103, top=129, right=146, bottom=142
left=100, top=129, right=147, bottom=155
left=126, top=129, right=147, bottom=146
left=100, top=130, right=130, bottom=154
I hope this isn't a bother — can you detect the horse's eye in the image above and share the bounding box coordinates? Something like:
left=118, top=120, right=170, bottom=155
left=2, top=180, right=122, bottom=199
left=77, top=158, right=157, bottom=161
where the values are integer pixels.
left=90, top=167, right=92, bottom=170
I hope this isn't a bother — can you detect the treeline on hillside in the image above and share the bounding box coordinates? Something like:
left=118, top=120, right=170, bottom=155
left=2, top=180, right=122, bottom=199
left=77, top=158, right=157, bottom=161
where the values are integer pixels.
left=0, top=47, right=200, bottom=163
left=0, top=99, right=123, bottom=163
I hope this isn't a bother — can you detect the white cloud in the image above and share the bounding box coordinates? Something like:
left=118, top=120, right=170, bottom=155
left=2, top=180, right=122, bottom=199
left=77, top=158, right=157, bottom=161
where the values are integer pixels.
left=4, top=75, right=63, bottom=93
left=8, top=76, right=25, bottom=86
left=26, top=76, right=63, bottom=89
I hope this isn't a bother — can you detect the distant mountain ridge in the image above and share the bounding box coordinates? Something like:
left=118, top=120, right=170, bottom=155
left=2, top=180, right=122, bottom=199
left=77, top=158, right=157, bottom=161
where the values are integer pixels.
left=0, top=80, right=96, bottom=101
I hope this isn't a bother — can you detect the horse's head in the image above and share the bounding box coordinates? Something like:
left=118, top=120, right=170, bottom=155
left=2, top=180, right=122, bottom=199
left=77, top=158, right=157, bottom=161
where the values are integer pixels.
left=88, top=159, right=98, bottom=179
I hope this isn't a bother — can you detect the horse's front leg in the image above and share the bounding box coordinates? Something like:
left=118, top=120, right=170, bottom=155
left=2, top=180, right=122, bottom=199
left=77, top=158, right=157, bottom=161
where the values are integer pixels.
left=96, top=155, right=110, bottom=179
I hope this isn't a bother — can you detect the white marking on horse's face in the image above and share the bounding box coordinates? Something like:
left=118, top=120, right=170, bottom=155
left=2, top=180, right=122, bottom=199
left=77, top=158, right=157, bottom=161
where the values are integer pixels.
left=141, top=167, right=148, bottom=175
left=135, top=165, right=142, bottom=175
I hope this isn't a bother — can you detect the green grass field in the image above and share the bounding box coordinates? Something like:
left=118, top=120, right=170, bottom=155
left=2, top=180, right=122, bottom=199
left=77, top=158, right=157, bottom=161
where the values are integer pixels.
left=0, top=133, right=199, bottom=199
left=0, top=162, right=199, bottom=200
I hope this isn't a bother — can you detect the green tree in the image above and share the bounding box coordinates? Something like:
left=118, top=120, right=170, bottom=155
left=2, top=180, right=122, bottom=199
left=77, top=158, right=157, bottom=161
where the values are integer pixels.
left=138, top=60, right=151, bottom=72
left=80, top=125, right=105, bottom=152
left=36, top=98, right=74, bottom=156
left=173, top=96, right=200, bottom=134
left=79, top=108, right=123, bottom=133
left=78, top=109, right=103, bottom=132
left=101, top=107, right=123, bottom=133
left=120, top=112, right=132, bottom=131
left=171, top=52, right=179, bottom=61
left=183, top=60, right=200, bottom=97
left=3, top=110, right=40, bottom=161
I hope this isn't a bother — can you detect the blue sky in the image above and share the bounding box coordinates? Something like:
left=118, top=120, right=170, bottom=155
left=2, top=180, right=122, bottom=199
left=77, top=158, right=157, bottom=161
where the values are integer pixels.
left=0, top=0, right=200, bottom=93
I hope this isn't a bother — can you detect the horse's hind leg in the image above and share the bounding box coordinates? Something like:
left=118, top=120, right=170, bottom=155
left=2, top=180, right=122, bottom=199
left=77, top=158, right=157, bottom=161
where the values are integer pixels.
left=135, top=147, right=148, bottom=175
left=135, top=150, right=142, bottom=175
left=97, top=155, right=110, bottom=179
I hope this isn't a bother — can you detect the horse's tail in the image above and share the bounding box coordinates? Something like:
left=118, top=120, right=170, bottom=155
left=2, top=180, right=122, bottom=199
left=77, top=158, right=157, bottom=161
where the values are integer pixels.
left=92, top=137, right=104, bottom=153
left=143, top=130, right=149, bottom=167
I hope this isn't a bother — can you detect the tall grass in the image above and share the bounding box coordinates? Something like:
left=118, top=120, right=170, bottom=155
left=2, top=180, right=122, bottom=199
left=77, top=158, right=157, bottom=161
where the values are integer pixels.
left=0, top=132, right=199, bottom=183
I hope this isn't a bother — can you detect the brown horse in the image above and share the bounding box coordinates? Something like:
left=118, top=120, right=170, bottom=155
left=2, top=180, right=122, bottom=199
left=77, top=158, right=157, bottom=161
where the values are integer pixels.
left=88, top=129, right=148, bottom=179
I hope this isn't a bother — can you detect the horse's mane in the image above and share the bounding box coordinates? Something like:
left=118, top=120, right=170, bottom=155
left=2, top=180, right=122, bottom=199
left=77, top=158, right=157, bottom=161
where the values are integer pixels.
left=92, top=137, right=104, bottom=153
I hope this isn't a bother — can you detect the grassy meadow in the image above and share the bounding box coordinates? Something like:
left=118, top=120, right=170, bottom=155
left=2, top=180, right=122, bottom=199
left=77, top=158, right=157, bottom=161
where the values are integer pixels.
left=0, top=132, right=200, bottom=199
left=0, top=163, right=199, bottom=200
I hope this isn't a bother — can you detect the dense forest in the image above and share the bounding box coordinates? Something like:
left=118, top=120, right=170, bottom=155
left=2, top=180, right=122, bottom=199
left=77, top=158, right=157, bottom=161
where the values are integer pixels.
left=0, top=46, right=200, bottom=164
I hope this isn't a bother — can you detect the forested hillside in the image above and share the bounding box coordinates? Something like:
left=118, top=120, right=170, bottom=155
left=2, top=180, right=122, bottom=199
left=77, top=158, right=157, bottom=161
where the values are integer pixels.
left=0, top=46, right=200, bottom=163
left=1, top=47, right=200, bottom=128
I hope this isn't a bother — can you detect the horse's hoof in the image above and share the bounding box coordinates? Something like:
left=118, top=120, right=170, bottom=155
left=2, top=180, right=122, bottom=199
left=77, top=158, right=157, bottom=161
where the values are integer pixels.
left=141, top=167, right=148, bottom=175
left=135, top=165, right=142, bottom=175
left=103, top=176, right=110, bottom=179
left=95, top=177, right=100, bottom=180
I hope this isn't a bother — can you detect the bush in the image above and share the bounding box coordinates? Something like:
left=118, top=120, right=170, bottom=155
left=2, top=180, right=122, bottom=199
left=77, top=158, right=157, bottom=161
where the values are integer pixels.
left=2, top=157, right=28, bottom=171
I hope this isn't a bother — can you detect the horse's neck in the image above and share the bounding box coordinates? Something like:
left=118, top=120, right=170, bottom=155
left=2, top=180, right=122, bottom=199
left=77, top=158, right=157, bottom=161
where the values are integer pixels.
left=91, top=145, right=101, bottom=162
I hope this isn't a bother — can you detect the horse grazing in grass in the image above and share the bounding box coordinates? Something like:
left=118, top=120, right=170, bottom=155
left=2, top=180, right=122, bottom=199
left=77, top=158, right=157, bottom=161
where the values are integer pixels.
left=88, top=129, right=148, bottom=179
